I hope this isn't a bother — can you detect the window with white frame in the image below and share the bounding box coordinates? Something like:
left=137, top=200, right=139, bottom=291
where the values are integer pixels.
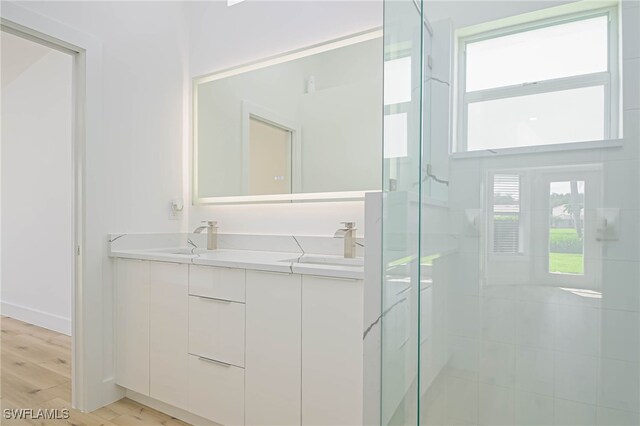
left=491, top=173, right=523, bottom=255
left=456, top=8, right=618, bottom=152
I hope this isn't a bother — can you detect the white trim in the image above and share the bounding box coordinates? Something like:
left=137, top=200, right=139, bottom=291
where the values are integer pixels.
left=1, top=301, right=72, bottom=335
left=456, top=0, right=619, bottom=39
left=192, top=78, right=201, bottom=204
left=464, top=72, right=611, bottom=103
left=193, top=28, right=382, bottom=84
left=0, top=1, right=108, bottom=412
left=455, top=5, right=620, bottom=153
left=196, top=190, right=376, bottom=205
left=451, top=138, right=624, bottom=160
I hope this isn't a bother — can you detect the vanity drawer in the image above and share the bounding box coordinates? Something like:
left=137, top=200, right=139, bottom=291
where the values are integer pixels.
left=188, top=354, right=244, bottom=426
left=189, top=265, right=245, bottom=303
left=188, top=295, right=245, bottom=367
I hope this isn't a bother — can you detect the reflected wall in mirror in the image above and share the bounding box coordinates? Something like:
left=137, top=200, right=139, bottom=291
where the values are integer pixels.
left=194, top=30, right=383, bottom=203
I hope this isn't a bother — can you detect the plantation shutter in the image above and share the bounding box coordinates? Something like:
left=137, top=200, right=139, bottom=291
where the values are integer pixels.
left=493, top=174, right=521, bottom=254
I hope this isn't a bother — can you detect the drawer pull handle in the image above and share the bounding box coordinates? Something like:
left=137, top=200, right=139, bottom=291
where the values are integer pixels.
left=198, top=356, right=231, bottom=367
left=198, top=296, right=231, bottom=304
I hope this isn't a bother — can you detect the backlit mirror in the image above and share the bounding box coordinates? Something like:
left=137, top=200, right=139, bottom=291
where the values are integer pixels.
left=193, top=30, right=382, bottom=204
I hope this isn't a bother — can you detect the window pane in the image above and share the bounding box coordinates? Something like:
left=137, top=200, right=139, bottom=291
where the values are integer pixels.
left=467, top=85, right=604, bottom=151
left=549, top=180, right=585, bottom=275
left=384, top=113, right=408, bottom=158
left=384, top=57, right=412, bottom=105
left=466, top=16, right=608, bottom=91
left=493, top=174, right=521, bottom=254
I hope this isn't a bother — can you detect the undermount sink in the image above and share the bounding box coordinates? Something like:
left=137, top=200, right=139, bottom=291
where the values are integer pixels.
left=288, top=255, right=364, bottom=268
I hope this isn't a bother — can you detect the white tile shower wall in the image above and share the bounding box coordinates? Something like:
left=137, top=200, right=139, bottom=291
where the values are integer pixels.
left=185, top=0, right=383, bottom=237
left=431, top=4, right=640, bottom=425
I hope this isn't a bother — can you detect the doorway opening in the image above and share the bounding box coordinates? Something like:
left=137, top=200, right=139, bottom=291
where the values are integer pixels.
left=1, top=23, right=82, bottom=409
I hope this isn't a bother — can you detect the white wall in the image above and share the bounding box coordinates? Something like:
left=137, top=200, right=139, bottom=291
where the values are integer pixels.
left=3, top=0, right=190, bottom=410
left=186, top=0, right=383, bottom=237
left=1, top=32, right=74, bottom=335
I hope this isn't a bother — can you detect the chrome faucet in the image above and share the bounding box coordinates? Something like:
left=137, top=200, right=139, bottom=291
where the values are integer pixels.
left=193, top=220, right=218, bottom=250
left=334, top=222, right=357, bottom=259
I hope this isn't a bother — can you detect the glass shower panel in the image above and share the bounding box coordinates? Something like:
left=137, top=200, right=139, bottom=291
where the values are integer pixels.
left=381, top=0, right=424, bottom=424
left=380, top=1, right=640, bottom=425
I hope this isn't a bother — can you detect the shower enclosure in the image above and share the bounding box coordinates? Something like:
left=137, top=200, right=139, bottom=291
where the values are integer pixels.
left=381, top=0, right=640, bottom=424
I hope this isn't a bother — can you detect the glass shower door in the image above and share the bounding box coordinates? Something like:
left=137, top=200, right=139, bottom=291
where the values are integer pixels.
left=381, top=0, right=424, bottom=424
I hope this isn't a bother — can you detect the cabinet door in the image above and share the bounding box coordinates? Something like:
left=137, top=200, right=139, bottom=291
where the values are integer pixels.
left=302, top=276, right=364, bottom=426
left=245, top=270, right=302, bottom=426
left=150, top=262, right=188, bottom=408
left=115, top=259, right=150, bottom=395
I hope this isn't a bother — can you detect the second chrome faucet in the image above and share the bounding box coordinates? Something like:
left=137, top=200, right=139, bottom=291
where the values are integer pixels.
left=334, top=221, right=357, bottom=259
left=193, top=220, right=218, bottom=250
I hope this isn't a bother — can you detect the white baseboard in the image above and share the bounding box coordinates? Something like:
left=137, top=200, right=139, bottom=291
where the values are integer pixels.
left=0, top=300, right=71, bottom=335
left=77, top=378, right=125, bottom=414
left=125, top=390, right=220, bottom=426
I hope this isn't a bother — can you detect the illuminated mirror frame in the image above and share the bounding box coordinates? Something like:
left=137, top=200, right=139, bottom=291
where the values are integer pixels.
left=192, top=28, right=383, bottom=205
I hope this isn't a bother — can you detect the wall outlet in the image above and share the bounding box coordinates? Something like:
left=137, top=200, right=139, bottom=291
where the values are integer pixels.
left=169, top=198, right=184, bottom=220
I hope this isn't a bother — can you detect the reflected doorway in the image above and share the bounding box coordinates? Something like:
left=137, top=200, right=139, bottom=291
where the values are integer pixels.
left=247, top=117, right=292, bottom=195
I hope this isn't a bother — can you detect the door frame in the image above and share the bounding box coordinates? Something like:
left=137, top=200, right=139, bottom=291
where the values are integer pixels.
left=1, top=2, right=103, bottom=411
left=531, top=166, right=603, bottom=290
left=1, top=20, right=86, bottom=410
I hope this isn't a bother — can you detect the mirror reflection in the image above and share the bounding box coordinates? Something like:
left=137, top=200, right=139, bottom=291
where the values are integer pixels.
left=194, top=32, right=382, bottom=202
left=247, top=117, right=292, bottom=196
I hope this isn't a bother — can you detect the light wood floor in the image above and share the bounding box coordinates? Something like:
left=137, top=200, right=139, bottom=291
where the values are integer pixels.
left=1, top=316, right=190, bottom=426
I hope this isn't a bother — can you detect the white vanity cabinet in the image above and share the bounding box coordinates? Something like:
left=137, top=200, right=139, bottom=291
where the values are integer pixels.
left=115, top=259, right=190, bottom=403
left=245, top=270, right=302, bottom=426
left=302, top=275, right=364, bottom=426
left=189, top=264, right=245, bottom=302
left=188, top=354, right=245, bottom=425
left=187, top=265, right=246, bottom=425
left=115, top=259, right=150, bottom=395
left=115, top=257, right=364, bottom=426
left=149, top=262, right=189, bottom=408
left=188, top=296, right=245, bottom=367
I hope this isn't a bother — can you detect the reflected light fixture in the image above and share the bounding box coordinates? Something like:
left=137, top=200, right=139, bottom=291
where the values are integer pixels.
left=228, top=0, right=246, bottom=6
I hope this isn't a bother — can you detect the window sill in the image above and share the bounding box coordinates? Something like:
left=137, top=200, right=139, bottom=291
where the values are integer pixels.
left=451, top=138, right=624, bottom=160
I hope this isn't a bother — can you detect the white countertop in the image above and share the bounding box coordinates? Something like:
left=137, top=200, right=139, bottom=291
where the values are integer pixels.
left=109, top=247, right=364, bottom=280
